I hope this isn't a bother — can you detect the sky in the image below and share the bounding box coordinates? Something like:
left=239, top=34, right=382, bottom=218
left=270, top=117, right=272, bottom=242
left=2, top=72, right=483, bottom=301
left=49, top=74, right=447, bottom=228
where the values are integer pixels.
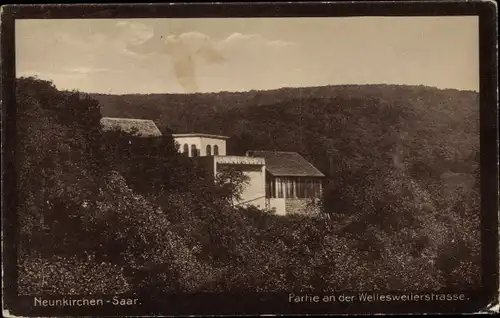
left=16, top=16, right=479, bottom=94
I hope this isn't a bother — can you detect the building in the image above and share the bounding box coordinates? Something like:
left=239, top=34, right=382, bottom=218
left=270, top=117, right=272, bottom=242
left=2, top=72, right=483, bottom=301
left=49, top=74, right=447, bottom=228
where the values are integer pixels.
left=100, top=117, right=164, bottom=155
left=172, top=133, right=229, bottom=157
left=171, top=135, right=325, bottom=215
left=100, top=117, right=325, bottom=215
left=171, top=133, right=267, bottom=210
left=246, top=150, right=324, bottom=215
left=100, top=117, right=162, bottom=138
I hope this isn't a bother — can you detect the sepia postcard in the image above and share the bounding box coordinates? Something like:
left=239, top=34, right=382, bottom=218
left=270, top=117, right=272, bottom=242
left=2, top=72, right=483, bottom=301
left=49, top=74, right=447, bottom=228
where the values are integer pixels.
left=1, top=2, right=498, bottom=316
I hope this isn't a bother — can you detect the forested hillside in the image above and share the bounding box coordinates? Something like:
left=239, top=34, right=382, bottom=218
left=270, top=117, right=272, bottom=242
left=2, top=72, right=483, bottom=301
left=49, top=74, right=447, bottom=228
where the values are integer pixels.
left=93, top=84, right=478, bottom=177
left=18, top=78, right=480, bottom=297
left=94, top=84, right=479, bottom=223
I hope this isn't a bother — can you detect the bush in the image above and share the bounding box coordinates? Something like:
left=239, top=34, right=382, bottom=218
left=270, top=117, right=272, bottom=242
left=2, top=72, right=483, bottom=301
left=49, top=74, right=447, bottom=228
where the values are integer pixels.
left=18, top=253, right=130, bottom=295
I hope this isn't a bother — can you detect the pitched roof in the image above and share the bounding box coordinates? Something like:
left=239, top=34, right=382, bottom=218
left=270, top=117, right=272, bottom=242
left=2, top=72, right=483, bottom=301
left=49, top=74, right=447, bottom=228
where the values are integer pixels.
left=100, top=117, right=162, bottom=137
left=246, top=150, right=324, bottom=177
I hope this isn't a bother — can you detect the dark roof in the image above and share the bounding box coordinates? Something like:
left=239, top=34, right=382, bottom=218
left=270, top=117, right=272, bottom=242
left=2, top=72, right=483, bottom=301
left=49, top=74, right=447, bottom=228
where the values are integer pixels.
left=100, top=117, right=162, bottom=137
left=246, top=150, right=324, bottom=177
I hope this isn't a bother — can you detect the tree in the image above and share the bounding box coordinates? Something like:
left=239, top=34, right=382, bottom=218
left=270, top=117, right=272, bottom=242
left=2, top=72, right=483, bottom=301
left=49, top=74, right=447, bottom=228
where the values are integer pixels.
left=215, top=166, right=250, bottom=206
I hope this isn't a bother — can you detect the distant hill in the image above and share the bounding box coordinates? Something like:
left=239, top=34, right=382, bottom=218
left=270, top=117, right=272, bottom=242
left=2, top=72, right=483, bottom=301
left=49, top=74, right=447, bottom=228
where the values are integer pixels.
left=91, top=84, right=479, bottom=183
left=91, top=84, right=477, bottom=133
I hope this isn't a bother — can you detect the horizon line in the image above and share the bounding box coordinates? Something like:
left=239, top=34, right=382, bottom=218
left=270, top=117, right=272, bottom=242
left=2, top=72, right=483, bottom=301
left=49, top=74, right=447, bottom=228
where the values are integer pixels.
left=17, top=75, right=480, bottom=95
left=84, top=84, right=480, bottom=96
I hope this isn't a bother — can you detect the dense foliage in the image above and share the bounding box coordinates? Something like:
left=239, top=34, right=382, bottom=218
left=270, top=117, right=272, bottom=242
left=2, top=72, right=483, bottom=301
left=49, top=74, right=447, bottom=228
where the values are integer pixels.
left=18, top=78, right=480, bottom=296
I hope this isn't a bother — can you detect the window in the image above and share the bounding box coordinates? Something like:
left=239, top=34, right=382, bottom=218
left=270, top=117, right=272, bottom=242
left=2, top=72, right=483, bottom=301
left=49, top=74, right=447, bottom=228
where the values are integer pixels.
left=206, top=145, right=212, bottom=156
left=270, top=177, right=276, bottom=198
left=292, top=178, right=296, bottom=198
left=296, top=178, right=304, bottom=198
left=304, top=179, right=312, bottom=198
left=285, top=178, right=294, bottom=198
left=213, top=145, right=219, bottom=155
left=314, top=180, right=322, bottom=197
left=183, top=144, right=189, bottom=156
left=191, top=144, right=198, bottom=157
left=276, top=178, right=283, bottom=198
left=301, top=179, right=307, bottom=198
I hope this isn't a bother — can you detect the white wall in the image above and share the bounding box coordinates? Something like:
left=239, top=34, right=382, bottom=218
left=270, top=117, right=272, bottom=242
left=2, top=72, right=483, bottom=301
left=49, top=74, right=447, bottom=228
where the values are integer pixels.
left=235, top=165, right=266, bottom=210
left=268, top=198, right=287, bottom=215
left=199, top=137, right=227, bottom=156
left=173, top=136, right=227, bottom=157
left=173, top=136, right=201, bottom=157
left=215, top=160, right=266, bottom=210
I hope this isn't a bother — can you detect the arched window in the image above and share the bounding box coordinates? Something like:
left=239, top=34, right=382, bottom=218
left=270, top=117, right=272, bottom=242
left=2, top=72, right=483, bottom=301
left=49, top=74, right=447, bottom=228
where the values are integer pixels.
left=213, top=145, right=219, bottom=155
left=183, top=144, right=189, bottom=156
left=191, top=144, right=198, bottom=157
left=206, top=145, right=212, bottom=156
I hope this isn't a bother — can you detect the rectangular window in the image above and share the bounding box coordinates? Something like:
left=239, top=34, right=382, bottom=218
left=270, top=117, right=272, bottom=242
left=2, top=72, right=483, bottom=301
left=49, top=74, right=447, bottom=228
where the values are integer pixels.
left=300, top=179, right=307, bottom=198
left=286, top=178, right=290, bottom=198
left=313, top=180, right=321, bottom=197
left=277, top=178, right=283, bottom=198
left=296, top=178, right=300, bottom=198
left=285, top=178, right=292, bottom=198
left=308, top=179, right=315, bottom=198
left=270, top=177, right=276, bottom=198
left=284, top=178, right=287, bottom=198
left=296, top=178, right=301, bottom=198
left=298, top=178, right=304, bottom=198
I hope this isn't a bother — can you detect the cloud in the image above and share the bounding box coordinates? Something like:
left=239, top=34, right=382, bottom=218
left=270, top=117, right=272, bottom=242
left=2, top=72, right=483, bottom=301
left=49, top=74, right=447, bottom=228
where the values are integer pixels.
left=17, top=70, right=43, bottom=78
left=221, top=32, right=296, bottom=49
left=177, top=31, right=212, bottom=49
left=116, top=21, right=155, bottom=45
left=196, top=46, right=226, bottom=64
left=164, top=32, right=226, bottom=64
left=55, top=31, right=109, bottom=49
left=114, top=25, right=296, bottom=93
left=57, top=33, right=84, bottom=46
left=164, top=33, right=227, bottom=93
left=17, top=70, right=88, bottom=91
left=267, top=39, right=295, bottom=49
left=63, top=67, right=111, bottom=74
left=18, top=67, right=114, bottom=85
left=123, top=29, right=228, bottom=93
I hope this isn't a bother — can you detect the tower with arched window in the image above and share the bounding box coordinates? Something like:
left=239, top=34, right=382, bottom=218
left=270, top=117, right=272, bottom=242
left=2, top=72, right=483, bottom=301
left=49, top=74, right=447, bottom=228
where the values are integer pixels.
left=172, top=133, right=228, bottom=157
